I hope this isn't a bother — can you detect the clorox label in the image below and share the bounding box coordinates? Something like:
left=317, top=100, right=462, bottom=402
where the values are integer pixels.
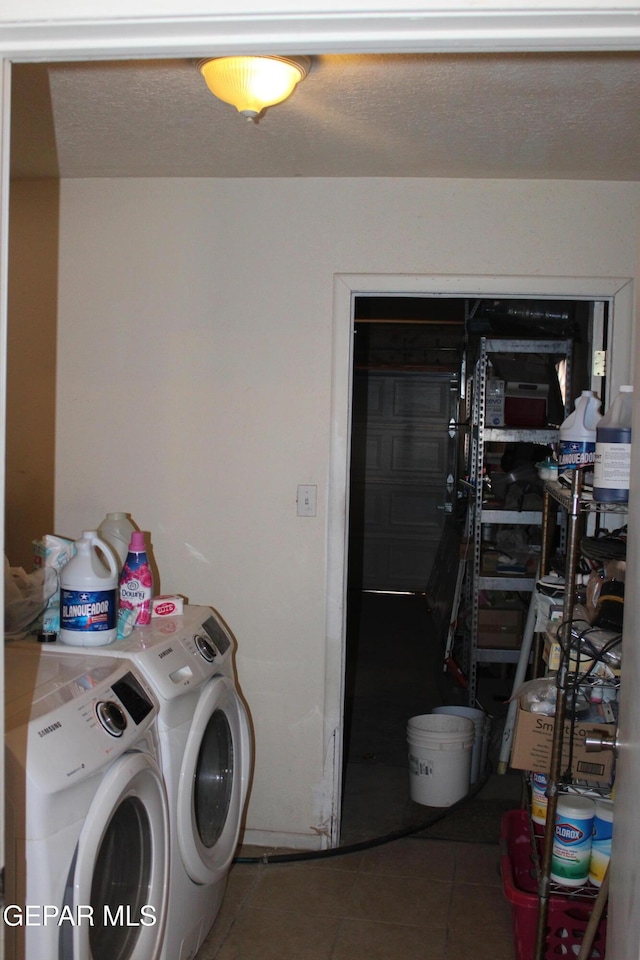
left=61, top=588, right=117, bottom=632
left=555, top=822, right=584, bottom=843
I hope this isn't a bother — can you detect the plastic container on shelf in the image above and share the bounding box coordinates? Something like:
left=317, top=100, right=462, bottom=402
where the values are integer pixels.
left=550, top=795, right=596, bottom=887
left=530, top=773, right=548, bottom=834
left=558, top=390, right=602, bottom=470
left=589, top=799, right=614, bottom=887
left=593, top=385, right=633, bottom=503
left=97, top=512, right=136, bottom=568
left=59, top=530, right=118, bottom=646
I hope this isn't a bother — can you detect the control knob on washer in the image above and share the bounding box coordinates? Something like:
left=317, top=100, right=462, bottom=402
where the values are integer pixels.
left=194, top=633, right=216, bottom=662
left=96, top=700, right=128, bottom=737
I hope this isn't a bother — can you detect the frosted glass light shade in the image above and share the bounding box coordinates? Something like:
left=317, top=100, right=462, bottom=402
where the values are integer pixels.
left=198, top=56, right=310, bottom=119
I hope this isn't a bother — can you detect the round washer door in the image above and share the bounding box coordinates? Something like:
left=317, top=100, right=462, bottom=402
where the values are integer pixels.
left=177, top=674, right=251, bottom=885
left=71, top=750, right=169, bottom=960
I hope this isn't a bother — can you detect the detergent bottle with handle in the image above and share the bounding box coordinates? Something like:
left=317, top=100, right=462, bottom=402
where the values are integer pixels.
left=97, top=512, right=136, bottom=569
left=59, top=530, right=118, bottom=645
left=558, top=390, right=602, bottom=470
left=593, top=385, right=633, bottom=502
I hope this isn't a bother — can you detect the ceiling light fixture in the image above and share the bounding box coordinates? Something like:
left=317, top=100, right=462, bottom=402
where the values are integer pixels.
left=198, top=56, right=311, bottom=120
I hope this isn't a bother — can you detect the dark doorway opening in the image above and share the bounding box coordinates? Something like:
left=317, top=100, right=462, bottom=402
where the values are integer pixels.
left=340, top=295, right=600, bottom=845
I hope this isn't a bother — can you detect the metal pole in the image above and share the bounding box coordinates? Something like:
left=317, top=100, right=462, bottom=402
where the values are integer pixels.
left=533, top=469, right=583, bottom=960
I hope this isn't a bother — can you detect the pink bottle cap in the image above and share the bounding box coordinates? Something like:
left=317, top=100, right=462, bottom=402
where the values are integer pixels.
left=129, top=531, right=146, bottom=551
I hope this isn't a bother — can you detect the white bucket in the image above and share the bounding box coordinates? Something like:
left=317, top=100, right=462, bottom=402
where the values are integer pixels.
left=432, top=705, right=487, bottom=783
left=407, top=714, right=474, bottom=807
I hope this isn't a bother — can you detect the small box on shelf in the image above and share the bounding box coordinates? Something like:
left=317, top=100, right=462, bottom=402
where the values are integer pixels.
left=486, top=378, right=505, bottom=426
left=477, top=607, right=523, bottom=648
left=510, top=707, right=615, bottom=785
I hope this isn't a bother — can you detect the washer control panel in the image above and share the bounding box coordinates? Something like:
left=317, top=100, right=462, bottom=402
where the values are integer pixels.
left=118, top=605, right=237, bottom=699
left=5, top=650, right=159, bottom=794
left=27, top=605, right=239, bottom=701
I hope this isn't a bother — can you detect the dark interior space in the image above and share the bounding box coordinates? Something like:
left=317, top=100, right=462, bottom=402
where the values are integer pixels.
left=339, top=591, right=523, bottom=847
left=340, top=295, right=599, bottom=846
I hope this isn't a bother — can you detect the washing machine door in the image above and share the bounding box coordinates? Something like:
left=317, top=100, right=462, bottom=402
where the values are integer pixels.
left=69, top=750, right=169, bottom=960
left=177, top=674, right=251, bottom=885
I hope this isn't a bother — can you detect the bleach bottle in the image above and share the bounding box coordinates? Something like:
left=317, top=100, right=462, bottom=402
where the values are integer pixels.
left=558, top=390, right=602, bottom=470
left=593, top=385, right=633, bottom=503
left=59, top=530, right=118, bottom=645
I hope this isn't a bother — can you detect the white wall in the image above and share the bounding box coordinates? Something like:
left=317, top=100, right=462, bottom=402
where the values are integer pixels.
left=54, top=176, right=640, bottom=846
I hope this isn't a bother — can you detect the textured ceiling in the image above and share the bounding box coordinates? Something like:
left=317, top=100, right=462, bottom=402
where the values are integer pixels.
left=10, top=52, right=640, bottom=180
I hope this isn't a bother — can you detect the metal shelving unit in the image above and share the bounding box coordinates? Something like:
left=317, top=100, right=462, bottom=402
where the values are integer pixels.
left=464, top=337, right=573, bottom=705
left=533, top=469, right=624, bottom=960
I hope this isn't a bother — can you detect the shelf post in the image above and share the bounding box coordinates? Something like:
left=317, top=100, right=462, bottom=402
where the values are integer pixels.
left=534, top=468, right=583, bottom=960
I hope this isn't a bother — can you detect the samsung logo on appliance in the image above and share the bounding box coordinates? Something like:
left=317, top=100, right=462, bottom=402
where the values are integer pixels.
left=37, top=721, right=62, bottom=738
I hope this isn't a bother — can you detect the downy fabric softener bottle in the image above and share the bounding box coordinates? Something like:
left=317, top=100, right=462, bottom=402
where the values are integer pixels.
left=119, top=530, right=154, bottom=625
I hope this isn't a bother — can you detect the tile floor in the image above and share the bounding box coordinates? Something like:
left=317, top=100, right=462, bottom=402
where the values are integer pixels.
left=194, top=593, right=519, bottom=959
left=195, top=835, right=515, bottom=960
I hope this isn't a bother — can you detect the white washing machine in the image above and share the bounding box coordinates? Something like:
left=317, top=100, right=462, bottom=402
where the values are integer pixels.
left=5, top=645, right=170, bottom=960
left=34, top=604, right=253, bottom=960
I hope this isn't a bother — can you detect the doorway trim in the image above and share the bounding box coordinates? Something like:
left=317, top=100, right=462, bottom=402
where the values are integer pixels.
left=325, top=271, right=633, bottom=845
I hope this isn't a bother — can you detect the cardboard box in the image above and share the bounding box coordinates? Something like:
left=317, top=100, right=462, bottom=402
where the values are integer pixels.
left=477, top=607, right=523, bottom=648
left=485, top=378, right=505, bottom=426
left=510, top=706, right=615, bottom=784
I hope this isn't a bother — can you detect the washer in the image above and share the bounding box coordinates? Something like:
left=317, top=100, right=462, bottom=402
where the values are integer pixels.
left=34, top=604, right=253, bottom=960
left=5, top=645, right=170, bottom=960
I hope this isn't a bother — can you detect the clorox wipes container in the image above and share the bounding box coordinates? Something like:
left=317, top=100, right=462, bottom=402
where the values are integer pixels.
left=558, top=390, right=602, bottom=470
left=551, top=795, right=596, bottom=887
left=59, top=530, right=118, bottom=645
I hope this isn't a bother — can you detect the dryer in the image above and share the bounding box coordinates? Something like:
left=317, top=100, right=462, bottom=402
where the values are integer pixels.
left=34, top=604, right=253, bottom=960
left=5, top=645, right=170, bottom=960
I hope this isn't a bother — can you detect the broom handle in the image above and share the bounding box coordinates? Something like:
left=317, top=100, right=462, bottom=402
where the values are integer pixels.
left=576, top=864, right=609, bottom=960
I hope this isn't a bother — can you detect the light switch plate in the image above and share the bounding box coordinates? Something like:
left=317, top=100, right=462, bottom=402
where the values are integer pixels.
left=297, top=485, right=317, bottom=517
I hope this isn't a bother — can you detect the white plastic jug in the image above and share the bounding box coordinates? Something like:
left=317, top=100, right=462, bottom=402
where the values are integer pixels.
left=98, top=511, right=135, bottom=568
left=59, top=530, right=118, bottom=645
left=558, top=390, right=602, bottom=470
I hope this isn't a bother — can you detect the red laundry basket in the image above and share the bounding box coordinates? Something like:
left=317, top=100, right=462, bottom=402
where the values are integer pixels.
left=500, top=809, right=607, bottom=960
